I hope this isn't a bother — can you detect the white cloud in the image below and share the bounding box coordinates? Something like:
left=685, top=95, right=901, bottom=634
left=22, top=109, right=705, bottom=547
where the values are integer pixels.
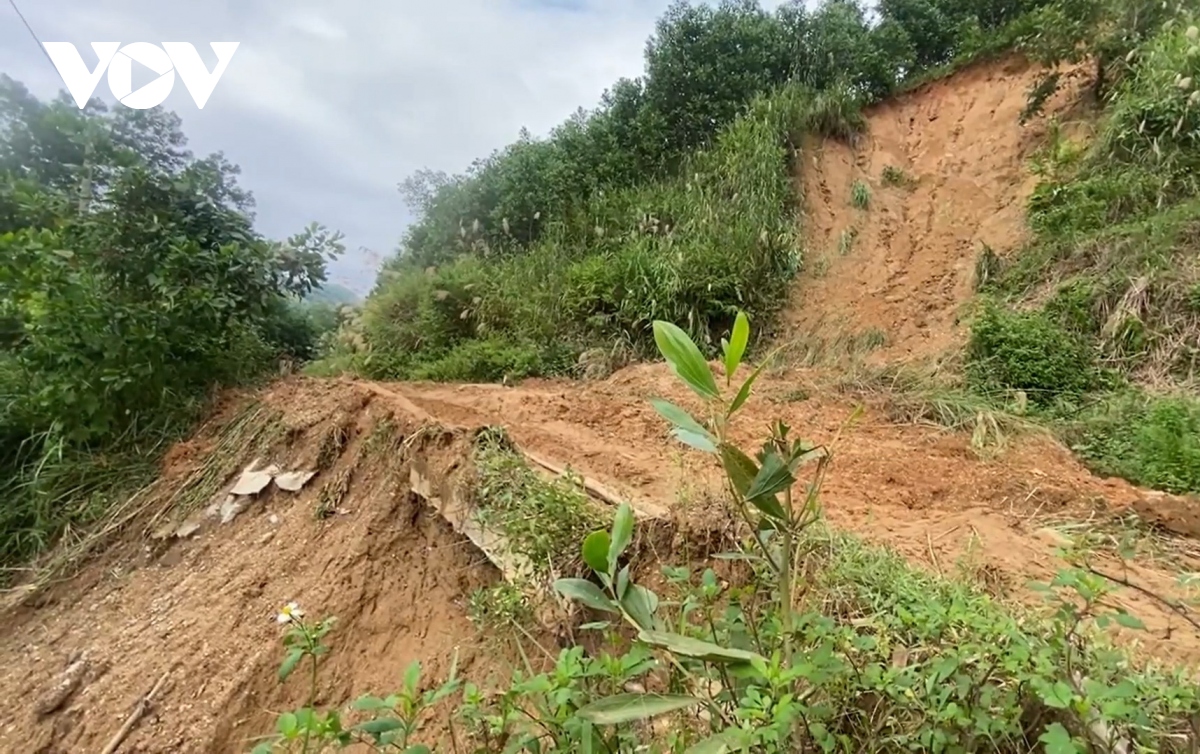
left=0, top=0, right=701, bottom=292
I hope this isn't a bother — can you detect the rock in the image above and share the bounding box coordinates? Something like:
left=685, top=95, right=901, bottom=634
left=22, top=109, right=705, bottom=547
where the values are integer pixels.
left=35, top=654, right=89, bottom=717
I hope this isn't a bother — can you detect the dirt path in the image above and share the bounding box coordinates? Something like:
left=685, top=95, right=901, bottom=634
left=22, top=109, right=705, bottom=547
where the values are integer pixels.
left=787, top=57, right=1093, bottom=362
left=395, top=368, right=1200, bottom=665
left=3, top=54, right=1199, bottom=753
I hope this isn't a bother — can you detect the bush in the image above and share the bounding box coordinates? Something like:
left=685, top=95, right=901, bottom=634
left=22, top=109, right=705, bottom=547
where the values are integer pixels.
left=1068, top=391, right=1200, bottom=494
left=966, top=302, right=1097, bottom=404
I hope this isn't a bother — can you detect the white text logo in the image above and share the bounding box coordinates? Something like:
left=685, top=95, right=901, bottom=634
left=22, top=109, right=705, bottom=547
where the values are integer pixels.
left=42, top=42, right=239, bottom=110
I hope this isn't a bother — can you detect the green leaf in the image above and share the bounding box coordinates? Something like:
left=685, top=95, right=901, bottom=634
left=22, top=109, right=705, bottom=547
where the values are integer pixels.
left=553, top=578, right=619, bottom=613
left=278, top=648, right=304, bottom=682
left=653, top=320, right=720, bottom=400
left=728, top=344, right=782, bottom=416
left=637, top=630, right=764, bottom=664
left=615, top=564, right=631, bottom=600
left=403, top=660, right=421, bottom=695
left=582, top=530, right=611, bottom=574
left=577, top=693, right=702, bottom=725
left=353, top=718, right=405, bottom=738
left=650, top=398, right=717, bottom=452
left=276, top=712, right=299, bottom=738
left=250, top=741, right=276, bottom=754
left=745, top=452, right=795, bottom=502
left=404, top=746, right=432, bottom=754
left=609, top=503, right=634, bottom=570
left=621, top=584, right=660, bottom=630
left=1038, top=680, right=1075, bottom=709
left=1114, top=611, right=1146, bottom=630
left=352, top=695, right=389, bottom=711
left=1039, top=723, right=1081, bottom=754
left=686, top=728, right=751, bottom=754
left=719, top=443, right=758, bottom=497
left=719, top=443, right=786, bottom=519
left=724, top=311, right=749, bottom=383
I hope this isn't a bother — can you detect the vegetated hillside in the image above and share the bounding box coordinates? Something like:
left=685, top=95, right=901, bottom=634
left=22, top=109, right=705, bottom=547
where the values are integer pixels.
left=0, top=77, right=348, bottom=569
left=6, top=0, right=1200, bottom=752
left=334, top=0, right=1054, bottom=383
left=306, top=282, right=360, bottom=308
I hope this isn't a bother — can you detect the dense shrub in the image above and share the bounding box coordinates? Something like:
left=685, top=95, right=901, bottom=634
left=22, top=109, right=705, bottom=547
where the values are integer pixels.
left=0, top=76, right=343, bottom=566
left=1068, top=391, right=1200, bottom=493
left=966, top=302, right=1097, bottom=404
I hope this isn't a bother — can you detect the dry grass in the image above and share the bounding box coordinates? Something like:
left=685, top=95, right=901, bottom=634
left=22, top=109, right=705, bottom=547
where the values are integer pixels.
left=833, top=360, right=1045, bottom=456
left=1, top=401, right=285, bottom=608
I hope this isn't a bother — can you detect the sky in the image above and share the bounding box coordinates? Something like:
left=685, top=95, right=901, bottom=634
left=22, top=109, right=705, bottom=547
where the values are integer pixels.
left=1, top=0, right=777, bottom=296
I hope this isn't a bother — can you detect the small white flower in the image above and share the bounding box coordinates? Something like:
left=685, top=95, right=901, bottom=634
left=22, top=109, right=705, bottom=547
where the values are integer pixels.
left=276, top=602, right=304, bottom=624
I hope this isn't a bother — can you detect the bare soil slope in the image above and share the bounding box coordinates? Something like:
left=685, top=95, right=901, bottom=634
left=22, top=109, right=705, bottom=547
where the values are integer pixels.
left=3, top=57, right=1200, bottom=753
left=395, top=369, right=1200, bottom=665
left=787, top=57, right=1092, bottom=362
left=0, top=382, right=513, bottom=754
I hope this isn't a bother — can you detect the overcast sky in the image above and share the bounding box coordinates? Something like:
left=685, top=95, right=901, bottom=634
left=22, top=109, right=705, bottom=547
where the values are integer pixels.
left=1, top=0, right=788, bottom=295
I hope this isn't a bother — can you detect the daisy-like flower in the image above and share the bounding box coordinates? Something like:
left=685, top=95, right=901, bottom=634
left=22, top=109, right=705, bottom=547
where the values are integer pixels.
left=276, top=602, right=304, bottom=624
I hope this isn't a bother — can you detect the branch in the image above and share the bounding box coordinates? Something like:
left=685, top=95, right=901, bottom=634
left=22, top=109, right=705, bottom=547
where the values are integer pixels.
left=1085, top=565, right=1200, bottom=634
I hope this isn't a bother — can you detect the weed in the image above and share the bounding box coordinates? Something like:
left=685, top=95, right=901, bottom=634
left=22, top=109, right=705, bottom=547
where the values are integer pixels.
left=881, top=165, right=915, bottom=187
left=837, top=226, right=858, bottom=256
left=467, top=582, right=534, bottom=633
left=472, top=428, right=606, bottom=576
left=811, top=254, right=831, bottom=278
left=850, top=179, right=871, bottom=209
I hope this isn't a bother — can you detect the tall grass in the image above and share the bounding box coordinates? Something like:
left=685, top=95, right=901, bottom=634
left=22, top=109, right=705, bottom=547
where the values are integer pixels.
left=352, top=86, right=863, bottom=381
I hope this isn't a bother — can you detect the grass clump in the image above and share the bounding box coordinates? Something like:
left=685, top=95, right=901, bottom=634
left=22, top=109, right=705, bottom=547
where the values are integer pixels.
left=851, top=179, right=871, bottom=209
left=881, top=165, right=915, bottom=187
left=471, top=428, right=606, bottom=576
left=965, top=301, right=1098, bottom=407
left=1066, top=390, right=1200, bottom=494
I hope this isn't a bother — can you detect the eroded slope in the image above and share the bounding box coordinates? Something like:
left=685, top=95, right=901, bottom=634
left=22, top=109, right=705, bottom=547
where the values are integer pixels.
left=787, top=57, right=1093, bottom=362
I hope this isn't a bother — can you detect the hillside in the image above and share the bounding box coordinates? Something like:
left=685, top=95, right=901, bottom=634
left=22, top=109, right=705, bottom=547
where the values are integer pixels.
left=6, top=47, right=1200, bottom=751
left=787, top=58, right=1091, bottom=361
left=4, top=0, right=1200, bottom=751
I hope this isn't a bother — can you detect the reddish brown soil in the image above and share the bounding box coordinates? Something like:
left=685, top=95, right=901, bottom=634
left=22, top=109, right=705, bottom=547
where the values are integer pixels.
left=0, top=382, right=513, bottom=754
left=394, top=368, right=1200, bottom=665
left=3, top=56, right=1200, bottom=754
left=787, top=56, right=1094, bottom=362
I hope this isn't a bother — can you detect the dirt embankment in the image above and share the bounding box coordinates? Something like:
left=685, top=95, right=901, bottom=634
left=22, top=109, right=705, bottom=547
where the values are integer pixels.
left=787, top=57, right=1093, bottom=362
left=0, top=382, right=509, bottom=753
left=3, top=55, right=1200, bottom=753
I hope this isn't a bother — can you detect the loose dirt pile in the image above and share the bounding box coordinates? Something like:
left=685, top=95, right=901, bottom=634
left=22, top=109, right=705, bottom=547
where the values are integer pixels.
left=4, top=54, right=1200, bottom=753
left=0, top=382, right=512, bottom=753
left=787, top=56, right=1093, bottom=362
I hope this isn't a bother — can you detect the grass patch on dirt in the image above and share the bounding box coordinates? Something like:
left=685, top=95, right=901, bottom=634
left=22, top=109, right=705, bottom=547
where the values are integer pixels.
left=471, top=427, right=608, bottom=578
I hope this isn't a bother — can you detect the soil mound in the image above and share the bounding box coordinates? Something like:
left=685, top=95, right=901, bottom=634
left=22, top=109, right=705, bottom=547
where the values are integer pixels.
left=0, top=381, right=510, bottom=753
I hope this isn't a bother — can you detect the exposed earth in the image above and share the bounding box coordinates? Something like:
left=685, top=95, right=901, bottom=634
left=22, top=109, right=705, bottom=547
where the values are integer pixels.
left=2, top=56, right=1198, bottom=753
